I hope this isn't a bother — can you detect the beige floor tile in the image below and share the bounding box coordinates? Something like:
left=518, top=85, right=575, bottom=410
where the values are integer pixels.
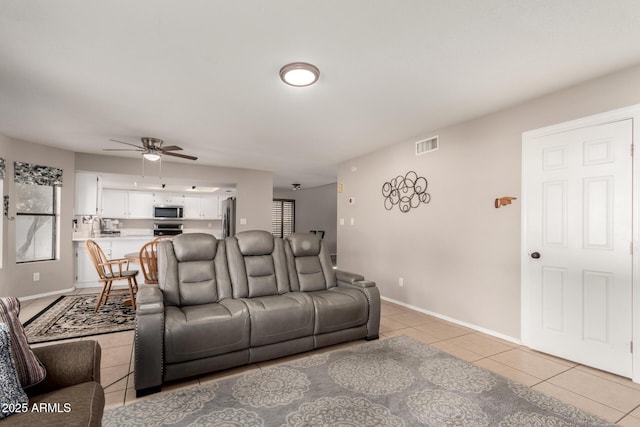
left=430, top=341, right=484, bottom=362
left=102, top=363, right=131, bottom=391
left=473, top=358, right=541, bottom=387
left=383, top=327, right=441, bottom=344
left=518, top=346, right=579, bottom=368
left=445, top=333, right=515, bottom=357
left=532, top=382, right=624, bottom=423
left=19, top=295, right=61, bottom=323
left=380, top=317, right=412, bottom=333
left=414, top=321, right=473, bottom=340
left=380, top=302, right=410, bottom=317
left=386, top=311, right=436, bottom=327
left=101, top=344, right=133, bottom=369
left=547, top=368, right=640, bottom=413
left=91, top=330, right=134, bottom=349
left=620, top=414, right=640, bottom=427
left=575, top=364, right=640, bottom=392
left=104, top=389, right=126, bottom=409
left=30, top=337, right=84, bottom=348
left=490, top=348, right=571, bottom=380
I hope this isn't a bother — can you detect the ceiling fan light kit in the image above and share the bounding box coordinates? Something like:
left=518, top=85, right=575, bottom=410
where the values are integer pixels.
left=105, top=137, right=198, bottom=161
left=279, top=62, right=320, bottom=87
left=142, top=152, right=161, bottom=162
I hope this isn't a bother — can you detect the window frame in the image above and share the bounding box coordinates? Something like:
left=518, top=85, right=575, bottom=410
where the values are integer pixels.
left=15, top=183, right=58, bottom=264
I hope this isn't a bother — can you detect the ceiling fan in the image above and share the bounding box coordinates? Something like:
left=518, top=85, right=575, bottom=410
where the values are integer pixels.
left=105, top=137, right=198, bottom=161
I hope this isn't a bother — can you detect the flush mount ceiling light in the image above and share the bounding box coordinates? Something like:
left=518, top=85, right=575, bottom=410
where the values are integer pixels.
left=279, top=62, right=320, bottom=87
left=292, top=183, right=302, bottom=190
left=142, top=152, right=161, bottom=162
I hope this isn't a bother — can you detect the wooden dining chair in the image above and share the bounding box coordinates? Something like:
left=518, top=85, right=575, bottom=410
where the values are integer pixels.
left=138, top=236, right=173, bottom=285
left=85, top=240, right=139, bottom=311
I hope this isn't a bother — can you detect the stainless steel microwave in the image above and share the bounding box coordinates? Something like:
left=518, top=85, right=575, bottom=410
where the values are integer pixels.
left=153, top=205, right=184, bottom=220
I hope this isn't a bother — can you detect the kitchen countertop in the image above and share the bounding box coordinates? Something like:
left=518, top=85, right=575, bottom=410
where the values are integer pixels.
left=72, top=234, right=153, bottom=242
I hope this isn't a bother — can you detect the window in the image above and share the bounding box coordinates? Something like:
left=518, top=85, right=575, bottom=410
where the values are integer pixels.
left=13, top=162, right=63, bottom=263
left=272, top=199, right=295, bottom=238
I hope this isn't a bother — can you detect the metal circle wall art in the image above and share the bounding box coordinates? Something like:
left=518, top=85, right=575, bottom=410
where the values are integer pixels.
left=382, top=171, right=431, bottom=213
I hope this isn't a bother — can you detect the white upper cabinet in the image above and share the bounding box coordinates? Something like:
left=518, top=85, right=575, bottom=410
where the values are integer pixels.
left=153, top=192, right=184, bottom=206
left=183, top=194, right=220, bottom=219
left=101, top=189, right=127, bottom=218
left=128, top=191, right=154, bottom=218
left=75, top=172, right=101, bottom=215
left=101, top=189, right=154, bottom=219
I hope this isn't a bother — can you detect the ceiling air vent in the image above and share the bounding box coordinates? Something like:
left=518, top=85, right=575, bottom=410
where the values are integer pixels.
left=416, top=136, right=439, bottom=156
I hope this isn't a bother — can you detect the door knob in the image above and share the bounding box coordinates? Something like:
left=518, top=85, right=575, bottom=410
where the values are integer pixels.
left=530, top=252, right=541, bottom=259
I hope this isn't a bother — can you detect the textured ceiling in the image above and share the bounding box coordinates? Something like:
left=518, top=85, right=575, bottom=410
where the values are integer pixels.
left=1, top=1, right=640, bottom=189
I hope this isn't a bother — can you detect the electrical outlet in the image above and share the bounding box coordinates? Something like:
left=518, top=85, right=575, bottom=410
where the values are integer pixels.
left=399, top=277, right=404, bottom=287
left=33, top=272, right=40, bottom=282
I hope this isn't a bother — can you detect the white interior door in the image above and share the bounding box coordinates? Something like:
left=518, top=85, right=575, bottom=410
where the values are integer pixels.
left=522, top=119, right=633, bottom=377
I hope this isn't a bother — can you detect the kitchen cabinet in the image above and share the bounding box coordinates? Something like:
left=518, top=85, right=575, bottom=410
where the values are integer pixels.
left=153, top=192, right=184, bottom=206
left=183, top=194, right=219, bottom=219
left=127, top=191, right=154, bottom=218
left=75, top=237, right=151, bottom=287
left=101, top=189, right=154, bottom=219
left=75, top=172, right=101, bottom=215
left=101, top=189, right=127, bottom=218
left=75, top=240, right=111, bottom=285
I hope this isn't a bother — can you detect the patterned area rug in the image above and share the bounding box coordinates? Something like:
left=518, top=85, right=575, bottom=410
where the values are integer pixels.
left=103, top=335, right=614, bottom=427
left=23, top=294, right=135, bottom=344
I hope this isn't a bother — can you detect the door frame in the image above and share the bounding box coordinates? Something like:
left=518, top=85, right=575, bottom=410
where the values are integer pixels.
left=522, top=104, right=640, bottom=382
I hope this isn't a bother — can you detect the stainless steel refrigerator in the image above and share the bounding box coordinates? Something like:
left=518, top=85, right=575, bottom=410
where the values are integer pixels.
left=221, top=196, right=236, bottom=238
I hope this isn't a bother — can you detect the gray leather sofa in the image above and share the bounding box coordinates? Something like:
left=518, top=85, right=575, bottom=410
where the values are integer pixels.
left=134, top=230, right=380, bottom=396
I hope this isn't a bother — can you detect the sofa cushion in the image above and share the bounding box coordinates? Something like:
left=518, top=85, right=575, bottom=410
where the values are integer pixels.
left=236, top=230, right=274, bottom=256
left=0, top=297, right=46, bottom=389
left=242, top=293, right=314, bottom=346
left=164, top=300, right=250, bottom=364
left=227, top=231, right=290, bottom=298
left=285, top=233, right=336, bottom=292
left=309, top=288, right=369, bottom=334
left=288, top=233, right=321, bottom=257
left=173, top=233, right=218, bottom=262
left=160, top=234, right=233, bottom=306
left=0, top=323, right=28, bottom=420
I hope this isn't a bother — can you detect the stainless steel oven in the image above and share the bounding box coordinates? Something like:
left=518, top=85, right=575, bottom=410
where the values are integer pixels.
left=153, top=205, right=184, bottom=220
left=153, top=223, right=183, bottom=236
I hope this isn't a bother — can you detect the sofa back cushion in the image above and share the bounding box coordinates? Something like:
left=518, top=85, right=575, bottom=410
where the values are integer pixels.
left=285, top=233, right=336, bottom=292
left=158, top=233, right=232, bottom=306
left=226, top=230, right=290, bottom=298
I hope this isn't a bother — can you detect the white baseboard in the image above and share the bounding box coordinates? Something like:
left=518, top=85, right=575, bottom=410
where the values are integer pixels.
left=18, top=287, right=75, bottom=302
left=381, top=296, right=521, bottom=345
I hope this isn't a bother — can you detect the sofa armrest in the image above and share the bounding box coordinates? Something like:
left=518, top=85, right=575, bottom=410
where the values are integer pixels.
left=136, top=285, right=164, bottom=315
left=336, top=269, right=375, bottom=288
left=134, top=285, right=165, bottom=396
left=27, top=340, right=101, bottom=396
left=335, top=270, right=380, bottom=340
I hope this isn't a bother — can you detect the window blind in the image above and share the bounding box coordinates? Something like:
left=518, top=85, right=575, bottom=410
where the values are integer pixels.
left=272, top=199, right=295, bottom=238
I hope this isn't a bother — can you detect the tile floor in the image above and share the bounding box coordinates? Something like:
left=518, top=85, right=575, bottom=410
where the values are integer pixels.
left=19, top=290, right=640, bottom=425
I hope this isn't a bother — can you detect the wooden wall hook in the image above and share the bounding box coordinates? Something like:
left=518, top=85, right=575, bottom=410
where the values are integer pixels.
left=495, top=196, right=517, bottom=208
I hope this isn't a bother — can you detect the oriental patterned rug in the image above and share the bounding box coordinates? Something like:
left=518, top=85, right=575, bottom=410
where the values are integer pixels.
left=23, top=294, right=135, bottom=344
left=103, top=335, right=614, bottom=427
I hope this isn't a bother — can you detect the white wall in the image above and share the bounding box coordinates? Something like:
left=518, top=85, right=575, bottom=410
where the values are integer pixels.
left=275, top=183, right=338, bottom=255
left=0, top=135, right=76, bottom=299
left=337, top=63, right=640, bottom=340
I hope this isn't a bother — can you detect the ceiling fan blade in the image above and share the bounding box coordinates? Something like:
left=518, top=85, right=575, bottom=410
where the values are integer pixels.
left=163, top=151, right=198, bottom=161
left=160, top=145, right=183, bottom=151
left=110, top=139, right=143, bottom=149
left=103, top=148, right=144, bottom=152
